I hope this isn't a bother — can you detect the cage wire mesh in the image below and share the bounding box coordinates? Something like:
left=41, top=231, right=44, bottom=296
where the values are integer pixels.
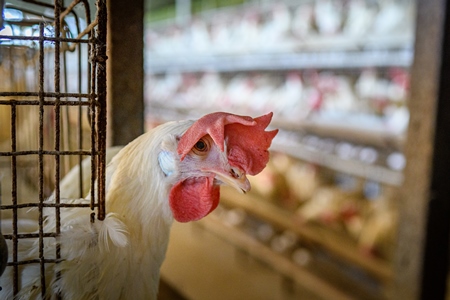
left=0, top=0, right=107, bottom=296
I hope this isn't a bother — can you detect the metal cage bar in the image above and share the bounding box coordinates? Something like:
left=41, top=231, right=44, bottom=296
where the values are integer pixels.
left=0, top=0, right=107, bottom=296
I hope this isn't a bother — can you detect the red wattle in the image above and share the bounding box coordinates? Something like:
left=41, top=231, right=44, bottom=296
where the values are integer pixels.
left=169, top=176, right=220, bottom=222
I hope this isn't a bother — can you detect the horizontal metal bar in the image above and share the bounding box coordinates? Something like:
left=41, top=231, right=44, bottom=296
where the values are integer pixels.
left=146, top=49, right=413, bottom=73
left=0, top=150, right=96, bottom=156
left=7, top=258, right=63, bottom=266
left=0, top=100, right=93, bottom=106
left=1, top=203, right=95, bottom=210
left=4, top=232, right=58, bottom=240
left=0, top=34, right=92, bottom=43
left=0, top=92, right=95, bottom=98
left=4, top=20, right=53, bottom=27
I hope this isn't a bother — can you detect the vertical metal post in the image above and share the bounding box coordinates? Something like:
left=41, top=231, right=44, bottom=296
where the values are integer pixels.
left=38, top=22, right=46, bottom=298
left=0, top=0, right=4, bottom=30
left=10, top=102, right=18, bottom=296
left=420, top=0, right=450, bottom=297
left=96, top=0, right=108, bottom=221
left=392, top=0, right=450, bottom=299
left=107, top=0, right=144, bottom=146
left=54, top=0, right=62, bottom=263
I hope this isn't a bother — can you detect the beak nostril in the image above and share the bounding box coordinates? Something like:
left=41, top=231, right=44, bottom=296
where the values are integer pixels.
left=213, top=167, right=250, bottom=193
left=230, top=167, right=241, bottom=179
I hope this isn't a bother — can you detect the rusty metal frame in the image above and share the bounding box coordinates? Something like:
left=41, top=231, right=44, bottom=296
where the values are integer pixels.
left=0, top=0, right=107, bottom=297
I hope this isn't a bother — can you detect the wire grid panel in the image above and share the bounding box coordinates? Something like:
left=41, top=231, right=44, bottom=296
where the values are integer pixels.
left=0, top=0, right=107, bottom=297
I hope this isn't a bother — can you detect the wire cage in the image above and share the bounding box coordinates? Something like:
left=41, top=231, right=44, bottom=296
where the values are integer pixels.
left=0, top=0, right=107, bottom=296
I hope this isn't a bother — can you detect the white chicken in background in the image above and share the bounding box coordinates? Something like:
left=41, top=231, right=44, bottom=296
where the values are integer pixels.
left=371, top=0, right=410, bottom=36
left=354, top=67, right=409, bottom=133
left=247, top=74, right=277, bottom=114
left=320, top=74, right=358, bottom=114
left=0, top=112, right=278, bottom=300
left=368, top=0, right=416, bottom=48
left=197, top=72, right=226, bottom=110
left=153, top=26, right=184, bottom=56
left=354, top=68, right=379, bottom=102
left=258, top=3, right=292, bottom=51
left=230, top=11, right=260, bottom=54
left=209, top=15, right=233, bottom=54
left=384, top=68, right=410, bottom=133
left=314, top=0, right=343, bottom=36
left=273, top=72, right=304, bottom=119
left=145, top=72, right=182, bottom=106
left=179, top=73, right=203, bottom=108
left=355, top=69, right=390, bottom=116
left=187, top=19, right=211, bottom=54
left=342, top=0, right=376, bottom=40
left=291, top=4, right=314, bottom=39
left=223, top=74, right=255, bottom=111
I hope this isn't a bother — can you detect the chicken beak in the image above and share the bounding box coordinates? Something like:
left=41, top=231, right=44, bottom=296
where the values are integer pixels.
left=212, top=166, right=251, bottom=194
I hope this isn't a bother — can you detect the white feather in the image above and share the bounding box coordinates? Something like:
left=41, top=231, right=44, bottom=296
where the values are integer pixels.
left=0, top=120, right=195, bottom=300
left=97, top=213, right=129, bottom=252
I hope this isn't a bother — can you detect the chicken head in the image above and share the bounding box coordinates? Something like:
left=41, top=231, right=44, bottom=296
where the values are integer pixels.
left=167, top=112, right=278, bottom=222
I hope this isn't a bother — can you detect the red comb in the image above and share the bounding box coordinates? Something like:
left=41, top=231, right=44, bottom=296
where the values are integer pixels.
left=178, top=112, right=278, bottom=175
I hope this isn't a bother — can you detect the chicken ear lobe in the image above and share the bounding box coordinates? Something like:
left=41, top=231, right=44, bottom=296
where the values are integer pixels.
left=169, top=176, right=220, bottom=222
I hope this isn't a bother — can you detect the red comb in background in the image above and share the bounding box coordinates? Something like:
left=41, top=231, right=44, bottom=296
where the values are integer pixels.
left=178, top=112, right=278, bottom=175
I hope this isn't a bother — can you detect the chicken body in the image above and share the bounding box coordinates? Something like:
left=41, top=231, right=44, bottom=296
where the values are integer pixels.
left=0, top=112, right=277, bottom=300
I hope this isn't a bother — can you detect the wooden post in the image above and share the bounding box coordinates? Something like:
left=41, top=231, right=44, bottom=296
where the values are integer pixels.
left=107, top=0, right=145, bottom=146
left=392, top=0, right=450, bottom=299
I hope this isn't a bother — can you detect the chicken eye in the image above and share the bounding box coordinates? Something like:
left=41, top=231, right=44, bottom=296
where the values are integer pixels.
left=190, top=136, right=212, bottom=156
left=194, top=140, right=208, bottom=152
